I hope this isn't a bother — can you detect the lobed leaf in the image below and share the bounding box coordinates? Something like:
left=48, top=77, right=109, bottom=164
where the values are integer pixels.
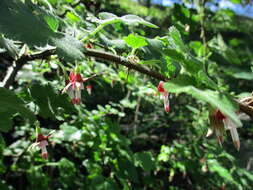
left=123, top=34, right=148, bottom=50
left=0, top=88, right=35, bottom=132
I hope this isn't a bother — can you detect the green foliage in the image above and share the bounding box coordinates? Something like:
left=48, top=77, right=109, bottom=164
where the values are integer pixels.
left=124, top=33, right=148, bottom=51
left=0, top=88, right=35, bottom=132
left=0, top=35, right=18, bottom=59
left=97, top=12, right=158, bottom=28
left=30, top=83, right=76, bottom=119
left=134, top=152, right=156, bottom=172
left=0, top=0, right=253, bottom=189
left=163, top=75, right=241, bottom=126
left=0, top=0, right=85, bottom=61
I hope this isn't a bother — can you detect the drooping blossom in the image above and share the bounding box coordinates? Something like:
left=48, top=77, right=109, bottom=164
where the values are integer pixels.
left=208, top=110, right=226, bottom=147
left=85, top=42, right=93, bottom=49
left=86, top=85, right=92, bottom=95
left=62, top=71, right=85, bottom=104
left=157, top=81, right=170, bottom=112
left=209, top=109, right=247, bottom=151
left=29, top=132, right=53, bottom=159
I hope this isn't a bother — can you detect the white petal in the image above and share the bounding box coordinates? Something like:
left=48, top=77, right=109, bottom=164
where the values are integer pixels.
left=76, top=82, right=83, bottom=90
left=41, top=145, right=48, bottom=154
left=38, top=140, right=48, bottom=148
left=223, top=118, right=237, bottom=130
left=238, top=113, right=250, bottom=121
left=223, top=118, right=240, bottom=150
left=164, top=95, right=170, bottom=112
left=229, top=127, right=239, bottom=143
left=206, top=128, right=213, bottom=137
left=75, top=89, right=81, bottom=99
left=67, top=89, right=75, bottom=99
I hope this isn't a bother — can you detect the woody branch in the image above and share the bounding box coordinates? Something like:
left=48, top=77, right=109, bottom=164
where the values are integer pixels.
left=1, top=48, right=253, bottom=118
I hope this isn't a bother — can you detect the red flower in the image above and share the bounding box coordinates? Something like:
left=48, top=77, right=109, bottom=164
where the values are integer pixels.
left=29, top=133, right=53, bottom=159
left=157, top=81, right=170, bottom=112
left=37, top=134, right=50, bottom=159
left=209, top=109, right=247, bottom=151
left=62, top=72, right=84, bottom=104
left=85, top=42, right=93, bottom=49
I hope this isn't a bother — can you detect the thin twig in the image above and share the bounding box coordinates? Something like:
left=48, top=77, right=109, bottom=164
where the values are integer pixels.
left=238, top=101, right=253, bottom=118
left=84, top=71, right=105, bottom=82
left=2, top=49, right=55, bottom=88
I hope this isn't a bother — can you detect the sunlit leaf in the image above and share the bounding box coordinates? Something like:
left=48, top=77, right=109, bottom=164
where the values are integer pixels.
left=123, top=34, right=148, bottom=50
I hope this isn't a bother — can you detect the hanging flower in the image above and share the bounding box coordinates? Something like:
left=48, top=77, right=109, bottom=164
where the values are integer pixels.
left=29, top=132, right=53, bottom=159
left=62, top=71, right=84, bottom=104
left=36, top=134, right=50, bottom=159
left=85, top=42, right=93, bottom=49
left=157, top=81, right=170, bottom=112
left=209, top=109, right=248, bottom=151
left=209, top=110, right=226, bottom=147
left=86, top=85, right=92, bottom=95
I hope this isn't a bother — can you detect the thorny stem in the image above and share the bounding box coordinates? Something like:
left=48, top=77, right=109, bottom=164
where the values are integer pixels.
left=2, top=48, right=253, bottom=119
left=84, top=49, right=169, bottom=81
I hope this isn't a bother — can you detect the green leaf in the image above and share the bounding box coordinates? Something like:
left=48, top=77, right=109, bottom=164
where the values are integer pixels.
left=239, top=169, right=253, bottom=182
left=118, top=159, right=139, bottom=183
left=161, top=56, right=178, bottom=77
left=43, top=15, right=59, bottom=32
left=197, top=70, right=218, bottom=90
left=134, top=152, right=156, bottom=172
left=99, top=12, right=117, bottom=20
left=123, top=34, right=147, bottom=50
left=230, top=0, right=241, bottom=4
left=189, top=41, right=205, bottom=57
left=58, top=158, right=76, bottom=176
left=163, top=75, right=242, bottom=126
left=0, top=35, right=18, bottom=59
left=66, top=11, right=81, bottom=23
left=209, top=34, right=241, bottom=65
left=96, top=13, right=158, bottom=28
left=0, top=0, right=85, bottom=61
left=89, top=175, right=117, bottom=190
left=30, top=83, right=76, bottom=119
left=120, top=15, right=158, bottom=28
left=231, top=72, right=253, bottom=80
left=164, top=27, right=203, bottom=75
left=0, top=88, right=35, bottom=132
left=163, top=48, right=185, bottom=62
left=0, top=0, right=53, bottom=45
left=208, top=159, right=234, bottom=182
left=56, top=123, right=82, bottom=141
left=168, top=26, right=187, bottom=52
left=51, top=34, right=85, bottom=62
